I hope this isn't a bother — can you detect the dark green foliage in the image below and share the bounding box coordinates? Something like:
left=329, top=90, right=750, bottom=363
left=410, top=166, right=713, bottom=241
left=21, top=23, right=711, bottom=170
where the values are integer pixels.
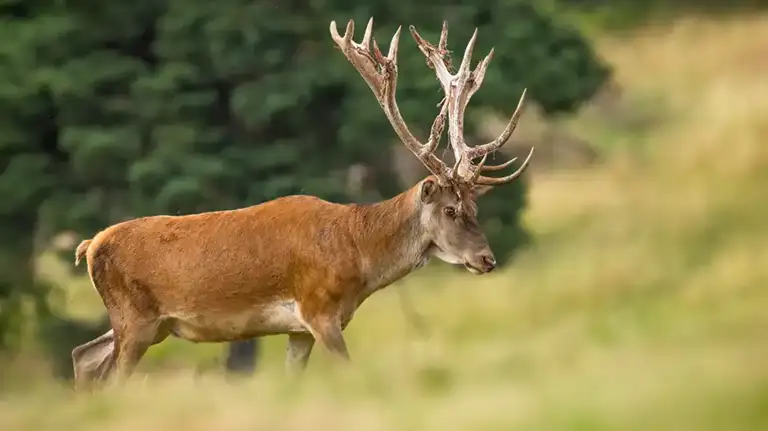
left=0, top=225, right=52, bottom=349
left=38, top=313, right=111, bottom=380
left=0, top=0, right=609, bottom=350
left=478, top=175, right=531, bottom=265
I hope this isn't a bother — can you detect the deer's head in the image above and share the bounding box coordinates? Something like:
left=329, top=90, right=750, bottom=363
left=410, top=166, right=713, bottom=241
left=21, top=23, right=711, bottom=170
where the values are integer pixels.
left=331, top=18, right=533, bottom=274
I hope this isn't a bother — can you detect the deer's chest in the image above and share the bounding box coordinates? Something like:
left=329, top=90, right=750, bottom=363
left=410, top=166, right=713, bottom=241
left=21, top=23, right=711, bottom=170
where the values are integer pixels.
left=342, top=255, right=430, bottom=327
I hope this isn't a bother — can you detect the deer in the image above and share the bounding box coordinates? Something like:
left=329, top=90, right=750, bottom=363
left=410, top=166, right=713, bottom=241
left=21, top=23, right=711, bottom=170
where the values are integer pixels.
left=70, top=17, right=534, bottom=390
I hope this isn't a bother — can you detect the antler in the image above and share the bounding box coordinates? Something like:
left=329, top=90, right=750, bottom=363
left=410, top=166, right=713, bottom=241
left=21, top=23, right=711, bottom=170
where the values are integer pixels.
left=330, top=18, right=450, bottom=180
left=410, top=21, right=534, bottom=186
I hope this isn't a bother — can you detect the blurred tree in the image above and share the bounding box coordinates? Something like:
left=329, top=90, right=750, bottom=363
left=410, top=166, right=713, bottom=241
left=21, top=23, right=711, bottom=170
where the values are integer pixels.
left=0, top=0, right=609, bottom=372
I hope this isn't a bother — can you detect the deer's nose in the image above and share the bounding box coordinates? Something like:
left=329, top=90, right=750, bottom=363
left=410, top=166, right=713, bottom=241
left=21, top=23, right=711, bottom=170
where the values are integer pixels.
left=481, top=254, right=496, bottom=272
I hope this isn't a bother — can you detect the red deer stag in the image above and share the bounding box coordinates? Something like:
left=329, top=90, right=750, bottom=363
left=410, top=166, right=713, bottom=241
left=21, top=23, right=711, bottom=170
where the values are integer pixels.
left=70, top=17, right=534, bottom=389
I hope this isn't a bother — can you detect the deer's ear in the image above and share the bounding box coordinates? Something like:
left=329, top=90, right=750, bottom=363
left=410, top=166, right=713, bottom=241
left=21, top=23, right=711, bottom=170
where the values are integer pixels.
left=420, top=179, right=439, bottom=203
left=471, top=184, right=494, bottom=199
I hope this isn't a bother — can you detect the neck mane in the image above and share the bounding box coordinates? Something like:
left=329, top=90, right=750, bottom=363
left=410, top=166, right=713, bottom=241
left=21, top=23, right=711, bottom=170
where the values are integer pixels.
left=349, top=182, right=430, bottom=292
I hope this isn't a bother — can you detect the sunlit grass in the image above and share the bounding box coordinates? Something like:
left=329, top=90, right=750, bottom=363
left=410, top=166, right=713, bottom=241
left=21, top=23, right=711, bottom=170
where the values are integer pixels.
left=3, top=12, right=768, bottom=431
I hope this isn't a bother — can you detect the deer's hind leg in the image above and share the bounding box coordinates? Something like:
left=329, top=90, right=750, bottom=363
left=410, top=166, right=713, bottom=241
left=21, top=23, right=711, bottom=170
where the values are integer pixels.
left=72, top=318, right=169, bottom=391
left=86, top=251, right=168, bottom=386
left=110, top=315, right=167, bottom=384
left=72, top=329, right=117, bottom=391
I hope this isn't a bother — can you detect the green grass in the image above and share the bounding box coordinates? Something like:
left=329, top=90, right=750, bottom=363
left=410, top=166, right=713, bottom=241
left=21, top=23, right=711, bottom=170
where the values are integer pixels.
left=3, top=12, right=768, bottom=431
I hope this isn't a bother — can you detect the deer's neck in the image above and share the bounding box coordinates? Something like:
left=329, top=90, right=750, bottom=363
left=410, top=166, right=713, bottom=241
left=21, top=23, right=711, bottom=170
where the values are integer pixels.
left=351, top=184, right=430, bottom=292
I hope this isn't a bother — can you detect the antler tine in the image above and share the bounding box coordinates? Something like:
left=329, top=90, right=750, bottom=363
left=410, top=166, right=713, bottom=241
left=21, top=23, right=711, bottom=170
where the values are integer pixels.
left=329, top=19, right=381, bottom=96
left=330, top=18, right=450, bottom=180
left=468, top=153, right=488, bottom=183
left=456, top=28, right=478, bottom=75
left=451, top=153, right=463, bottom=182
left=481, top=156, right=517, bottom=172
left=473, top=147, right=535, bottom=186
left=446, top=26, right=488, bottom=179
left=465, top=48, right=494, bottom=107
left=438, top=21, right=449, bottom=56
left=466, top=88, right=527, bottom=160
left=409, top=24, right=454, bottom=93
left=387, top=27, right=401, bottom=60
left=466, top=89, right=532, bottom=185
left=361, top=17, right=373, bottom=48
left=425, top=98, right=449, bottom=155
left=410, top=22, right=510, bottom=181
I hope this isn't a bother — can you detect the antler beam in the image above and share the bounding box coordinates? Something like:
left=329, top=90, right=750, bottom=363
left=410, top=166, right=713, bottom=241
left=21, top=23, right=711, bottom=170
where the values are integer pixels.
left=330, top=18, right=450, bottom=180
left=331, top=17, right=534, bottom=187
left=409, top=21, right=533, bottom=185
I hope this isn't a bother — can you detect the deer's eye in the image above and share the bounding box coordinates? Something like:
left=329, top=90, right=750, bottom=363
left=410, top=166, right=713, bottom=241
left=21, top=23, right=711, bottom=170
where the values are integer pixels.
left=443, top=207, right=457, bottom=217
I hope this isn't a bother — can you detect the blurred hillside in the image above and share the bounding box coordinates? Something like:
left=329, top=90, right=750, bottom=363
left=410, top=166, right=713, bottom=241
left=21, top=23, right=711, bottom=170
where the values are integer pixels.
left=2, top=3, right=768, bottom=431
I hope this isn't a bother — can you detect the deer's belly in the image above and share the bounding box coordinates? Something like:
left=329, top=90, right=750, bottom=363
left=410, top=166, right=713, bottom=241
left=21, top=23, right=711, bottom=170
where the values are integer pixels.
left=167, top=301, right=309, bottom=342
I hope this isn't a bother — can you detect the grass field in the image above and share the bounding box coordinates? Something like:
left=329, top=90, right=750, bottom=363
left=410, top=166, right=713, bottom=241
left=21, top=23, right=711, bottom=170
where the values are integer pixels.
left=3, top=13, right=768, bottom=431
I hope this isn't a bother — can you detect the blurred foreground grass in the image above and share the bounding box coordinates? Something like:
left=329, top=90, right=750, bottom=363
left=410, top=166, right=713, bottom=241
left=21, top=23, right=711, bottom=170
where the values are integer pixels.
left=3, top=13, right=768, bottom=431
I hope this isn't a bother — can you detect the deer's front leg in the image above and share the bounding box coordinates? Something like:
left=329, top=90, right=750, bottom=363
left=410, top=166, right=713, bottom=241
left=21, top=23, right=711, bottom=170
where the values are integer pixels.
left=297, top=302, right=351, bottom=362
left=296, top=282, right=356, bottom=362
left=306, top=317, right=351, bottom=361
left=285, top=332, right=315, bottom=376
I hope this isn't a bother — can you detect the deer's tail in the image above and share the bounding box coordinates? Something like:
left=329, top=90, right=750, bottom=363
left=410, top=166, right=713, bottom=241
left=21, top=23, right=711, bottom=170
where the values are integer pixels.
left=74, top=239, right=92, bottom=266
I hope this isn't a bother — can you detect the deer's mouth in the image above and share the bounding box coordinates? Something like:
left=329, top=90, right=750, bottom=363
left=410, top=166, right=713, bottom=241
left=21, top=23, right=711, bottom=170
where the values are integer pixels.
left=463, top=262, right=486, bottom=275
left=463, top=262, right=483, bottom=274
left=427, top=243, right=487, bottom=274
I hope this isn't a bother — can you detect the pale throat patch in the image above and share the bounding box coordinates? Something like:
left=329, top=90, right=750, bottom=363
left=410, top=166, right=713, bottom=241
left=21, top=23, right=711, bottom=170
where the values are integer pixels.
left=430, top=246, right=463, bottom=265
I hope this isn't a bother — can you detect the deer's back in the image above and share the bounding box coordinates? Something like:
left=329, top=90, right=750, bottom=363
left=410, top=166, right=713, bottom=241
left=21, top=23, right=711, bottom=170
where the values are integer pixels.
left=86, top=195, right=364, bottom=313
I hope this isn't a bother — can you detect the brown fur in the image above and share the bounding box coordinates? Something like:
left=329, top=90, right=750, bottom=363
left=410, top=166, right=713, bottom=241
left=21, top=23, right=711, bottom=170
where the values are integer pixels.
left=71, top=176, right=497, bottom=389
